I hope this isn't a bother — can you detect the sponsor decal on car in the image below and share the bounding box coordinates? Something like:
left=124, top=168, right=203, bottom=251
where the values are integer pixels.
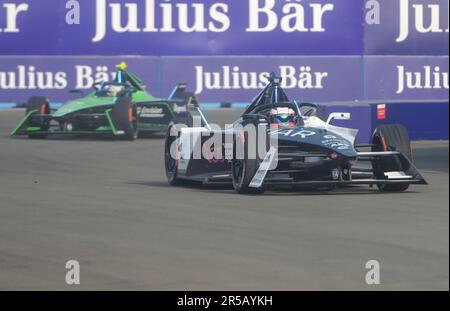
left=321, top=135, right=351, bottom=150
left=139, top=107, right=165, bottom=118
left=173, top=104, right=188, bottom=114
left=271, top=128, right=317, bottom=139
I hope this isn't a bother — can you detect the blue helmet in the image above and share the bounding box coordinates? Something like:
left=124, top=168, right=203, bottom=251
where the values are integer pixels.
left=269, top=107, right=297, bottom=127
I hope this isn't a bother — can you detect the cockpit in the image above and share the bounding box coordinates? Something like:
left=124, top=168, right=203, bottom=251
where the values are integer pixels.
left=242, top=73, right=322, bottom=127
left=94, top=83, right=126, bottom=98
left=92, top=63, right=145, bottom=98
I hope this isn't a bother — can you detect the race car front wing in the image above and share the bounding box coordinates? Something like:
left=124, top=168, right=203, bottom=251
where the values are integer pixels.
left=248, top=149, right=427, bottom=189
left=11, top=110, right=125, bottom=137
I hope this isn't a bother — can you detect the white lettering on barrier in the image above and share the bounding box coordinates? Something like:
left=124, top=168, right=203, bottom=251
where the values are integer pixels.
left=246, top=0, right=334, bottom=33
left=0, top=3, right=29, bottom=33
left=397, top=0, right=449, bottom=43
left=74, top=65, right=115, bottom=89
left=0, top=66, right=67, bottom=90
left=194, top=66, right=329, bottom=94
left=92, top=0, right=231, bottom=42
left=0, top=65, right=117, bottom=91
left=397, top=65, right=449, bottom=94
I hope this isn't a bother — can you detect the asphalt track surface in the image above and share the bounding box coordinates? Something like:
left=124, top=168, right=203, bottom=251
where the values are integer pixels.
left=0, top=110, right=448, bottom=291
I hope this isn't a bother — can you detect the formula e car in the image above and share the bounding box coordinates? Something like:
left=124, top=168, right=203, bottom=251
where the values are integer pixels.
left=164, top=73, right=427, bottom=194
left=11, top=62, right=195, bottom=140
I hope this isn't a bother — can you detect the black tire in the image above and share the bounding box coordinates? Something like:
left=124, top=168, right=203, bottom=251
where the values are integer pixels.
left=231, top=120, right=268, bottom=194
left=112, top=97, right=139, bottom=141
left=164, top=123, right=186, bottom=186
left=372, top=124, right=412, bottom=192
left=26, top=96, right=50, bottom=139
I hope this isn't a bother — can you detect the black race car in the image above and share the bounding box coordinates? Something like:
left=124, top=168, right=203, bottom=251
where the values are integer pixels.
left=164, top=74, right=427, bottom=194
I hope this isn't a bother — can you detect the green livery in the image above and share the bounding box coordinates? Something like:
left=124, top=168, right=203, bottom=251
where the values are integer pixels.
left=11, top=62, right=196, bottom=141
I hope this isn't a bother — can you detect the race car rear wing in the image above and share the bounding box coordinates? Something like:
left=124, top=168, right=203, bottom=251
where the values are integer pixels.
left=168, top=83, right=198, bottom=106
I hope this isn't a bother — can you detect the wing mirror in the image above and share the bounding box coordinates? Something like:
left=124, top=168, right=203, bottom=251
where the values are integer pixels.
left=326, top=112, right=351, bottom=127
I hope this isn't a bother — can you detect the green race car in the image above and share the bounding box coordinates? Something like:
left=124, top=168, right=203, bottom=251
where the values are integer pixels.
left=11, top=62, right=196, bottom=140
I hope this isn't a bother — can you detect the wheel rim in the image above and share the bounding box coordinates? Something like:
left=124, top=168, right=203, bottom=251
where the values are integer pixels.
left=232, top=159, right=245, bottom=188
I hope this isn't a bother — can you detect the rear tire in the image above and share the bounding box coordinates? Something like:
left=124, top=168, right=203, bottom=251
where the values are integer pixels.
left=165, top=123, right=187, bottom=186
left=372, top=124, right=412, bottom=192
left=112, top=97, right=139, bottom=141
left=26, top=96, right=50, bottom=139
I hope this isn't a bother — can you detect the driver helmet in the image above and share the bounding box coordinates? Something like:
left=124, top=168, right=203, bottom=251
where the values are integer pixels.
left=269, top=107, right=297, bottom=127
left=99, top=84, right=124, bottom=97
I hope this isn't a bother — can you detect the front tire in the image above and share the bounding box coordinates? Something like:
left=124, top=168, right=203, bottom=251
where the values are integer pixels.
left=372, top=124, right=412, bottom=192
left=112, top=97, right=139, bottom=141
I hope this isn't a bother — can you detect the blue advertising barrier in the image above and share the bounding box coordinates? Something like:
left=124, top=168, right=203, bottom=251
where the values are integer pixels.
left=0, top=56, right=448, bottom=103
left=0, top=0, right=448, bottom=56
left=372, top=101, right=449, bottom=141
left=0, top=0, right=448, bottom=140
left=325, top=101, right=449, bottom=143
